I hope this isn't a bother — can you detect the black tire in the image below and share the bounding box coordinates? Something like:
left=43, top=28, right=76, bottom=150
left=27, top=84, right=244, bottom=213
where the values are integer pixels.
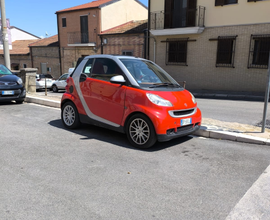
left=16, top=100, right=24, bottom=104
left=52, top=85, right=58, bottom=93
left=126, top=113, right=157, bottom=149
left=61, top=102, right=80, bottom=129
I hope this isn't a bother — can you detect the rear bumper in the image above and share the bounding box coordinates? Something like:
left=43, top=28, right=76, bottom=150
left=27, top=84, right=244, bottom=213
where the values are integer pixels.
left=157, top=124, right=200, bottom=142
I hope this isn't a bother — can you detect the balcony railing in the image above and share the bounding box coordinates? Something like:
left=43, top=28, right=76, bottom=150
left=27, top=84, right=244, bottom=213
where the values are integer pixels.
left=150, top=6, right=205, bottom=30
left=67, top=31, right=96, bottom=45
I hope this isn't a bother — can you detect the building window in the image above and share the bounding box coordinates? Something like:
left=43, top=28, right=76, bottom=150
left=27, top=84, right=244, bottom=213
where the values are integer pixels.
left=11, top=63, right=19, bottom=70
left=166, top=38, right=188, bottom=66
left=215, top=0, right=238, bottom=6
left=164, top=0, right=197, bottom=29
left=215, top=36, right=237, bottom=68
left=62, top=18, right=66, bottom=27
left=122, top=51, right=133, bottom=56
left=248, top=35, right=270, bottom=69
left=23, top=64, right=27, bottom=68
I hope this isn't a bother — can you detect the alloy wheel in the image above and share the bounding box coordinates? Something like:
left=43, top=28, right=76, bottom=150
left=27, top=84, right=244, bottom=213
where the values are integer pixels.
left=129, top=118, right=150, bottom=145
left=63, top=105, right=75, bottom=126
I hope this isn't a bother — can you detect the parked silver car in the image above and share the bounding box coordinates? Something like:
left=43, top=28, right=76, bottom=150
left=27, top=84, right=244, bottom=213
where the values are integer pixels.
left=36, top=74, right=54, bottom=90
left=52, top=73, right=69, bottom=92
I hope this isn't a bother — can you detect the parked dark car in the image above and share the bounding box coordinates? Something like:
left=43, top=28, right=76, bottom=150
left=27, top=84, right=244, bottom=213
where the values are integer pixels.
left=0, top=64, right=26, bottom=104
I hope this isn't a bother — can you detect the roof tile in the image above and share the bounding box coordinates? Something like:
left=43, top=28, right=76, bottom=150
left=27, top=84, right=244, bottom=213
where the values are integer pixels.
left=100, top=20, right=147, bottom=35
left=0, top=40, right=38, bottom=55
left=29, top=35, right=58, bottom=47
left=56, top=0, right=114, bottom=13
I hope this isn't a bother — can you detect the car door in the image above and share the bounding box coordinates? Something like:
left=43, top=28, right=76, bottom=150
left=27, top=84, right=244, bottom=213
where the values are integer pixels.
left=58, top=74, right=68, bottom=89
left=79, top=58, right=126, bottom=126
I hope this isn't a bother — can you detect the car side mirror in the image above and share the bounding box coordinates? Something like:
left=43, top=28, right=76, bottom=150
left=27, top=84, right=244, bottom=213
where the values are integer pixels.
left=110, top=75, right=126, bottom=85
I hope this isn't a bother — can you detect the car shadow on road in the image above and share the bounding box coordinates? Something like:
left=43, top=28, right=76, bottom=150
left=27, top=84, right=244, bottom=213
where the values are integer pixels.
left=49, top=119, right=194, bottom=152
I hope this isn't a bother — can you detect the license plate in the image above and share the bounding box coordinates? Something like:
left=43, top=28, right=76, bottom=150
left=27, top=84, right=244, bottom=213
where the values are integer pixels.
left=2, top=91, right=14, bottom=95
left=181, top=118, right=192, bottom=126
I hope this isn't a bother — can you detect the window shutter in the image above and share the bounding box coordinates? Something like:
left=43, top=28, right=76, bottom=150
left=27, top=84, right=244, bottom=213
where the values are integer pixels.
left=164, top=0, right=173, bottom=28
left=187, top=0, right=197, bottom=27
left=215, top=0, right=224, bottom=6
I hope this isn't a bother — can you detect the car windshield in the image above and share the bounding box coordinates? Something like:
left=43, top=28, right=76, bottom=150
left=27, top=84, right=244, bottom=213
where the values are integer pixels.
left=120, top=59, right=180, bottom=88
left=0, top=65, right=12, bottom=75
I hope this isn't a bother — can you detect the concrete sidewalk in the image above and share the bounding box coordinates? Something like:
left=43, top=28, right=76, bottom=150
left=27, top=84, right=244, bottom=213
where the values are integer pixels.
left=25, top=91, right=270, bottom=220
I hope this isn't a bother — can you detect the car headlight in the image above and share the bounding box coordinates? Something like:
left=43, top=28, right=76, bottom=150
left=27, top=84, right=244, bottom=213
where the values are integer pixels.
left=190, top=92, right=196, bottom=104
left=17, top=78, right=23, bottom=85
left=146, top=93, right=173, bottom=107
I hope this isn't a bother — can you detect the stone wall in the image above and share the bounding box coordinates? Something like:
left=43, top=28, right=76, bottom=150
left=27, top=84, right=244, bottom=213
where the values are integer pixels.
left=18, top=68, right=37, bottom=93
left=102, top=34, right=145, bottom=58
left=31, top=47, right=61, bottom=78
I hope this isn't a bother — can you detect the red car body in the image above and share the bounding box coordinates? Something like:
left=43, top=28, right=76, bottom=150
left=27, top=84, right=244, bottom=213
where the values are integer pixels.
left=61, top=55, right=201, bottom=148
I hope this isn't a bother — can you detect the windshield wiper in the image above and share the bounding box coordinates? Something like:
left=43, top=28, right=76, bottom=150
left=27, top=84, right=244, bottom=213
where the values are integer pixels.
left=149, top=83, right=179, bottom=88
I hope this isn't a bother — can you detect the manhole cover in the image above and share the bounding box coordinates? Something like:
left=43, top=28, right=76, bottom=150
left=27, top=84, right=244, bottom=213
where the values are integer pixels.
left=256, top=119, right=270, bottom=129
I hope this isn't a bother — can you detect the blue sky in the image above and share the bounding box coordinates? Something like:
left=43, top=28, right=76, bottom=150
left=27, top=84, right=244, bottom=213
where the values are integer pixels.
left=4, top=0, right=148, bottom=38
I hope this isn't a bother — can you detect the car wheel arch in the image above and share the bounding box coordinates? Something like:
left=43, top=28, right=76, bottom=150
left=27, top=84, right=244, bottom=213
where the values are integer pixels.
left=61, top=98, right=75, bottom=110
left=124, top=111, right=157, bottom=134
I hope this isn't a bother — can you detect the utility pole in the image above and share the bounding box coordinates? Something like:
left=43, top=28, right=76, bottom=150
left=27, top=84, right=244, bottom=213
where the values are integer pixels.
left=0, top=0, right=10, bottom=69
left=262, top=52, right=270, bottom=132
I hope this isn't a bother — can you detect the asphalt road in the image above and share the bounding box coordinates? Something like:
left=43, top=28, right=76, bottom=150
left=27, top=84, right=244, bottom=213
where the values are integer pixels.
left=1, top=102, right=270, bottom=219
left=197, top=98, right=270, bottom=126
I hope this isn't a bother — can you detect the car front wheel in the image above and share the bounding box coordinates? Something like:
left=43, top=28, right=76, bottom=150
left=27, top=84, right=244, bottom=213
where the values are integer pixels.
left=126, top=114, right=157, bottom=149
left=61, top=102, right=80, bottom=129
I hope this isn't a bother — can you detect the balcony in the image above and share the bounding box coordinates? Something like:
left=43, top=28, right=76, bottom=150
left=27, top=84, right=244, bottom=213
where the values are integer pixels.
left=67, top=31, right=96, bottom=47
left=150, top=6, right=205, bottom=36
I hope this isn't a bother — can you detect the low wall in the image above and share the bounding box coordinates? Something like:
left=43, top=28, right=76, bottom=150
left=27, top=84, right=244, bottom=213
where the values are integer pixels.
left=18, top=68, right=37, bottom=93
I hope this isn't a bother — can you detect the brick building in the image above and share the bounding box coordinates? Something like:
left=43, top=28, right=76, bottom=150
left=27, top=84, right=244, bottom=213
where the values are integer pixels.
left=29, top=35, right=61, bottom=78
left=148, top=0, right=270, bottom=93
left=100, top=20, right=147, bottom=57
left=0, top=40, right=37, bottom=70
left=56, top=0, right=148, bottom=74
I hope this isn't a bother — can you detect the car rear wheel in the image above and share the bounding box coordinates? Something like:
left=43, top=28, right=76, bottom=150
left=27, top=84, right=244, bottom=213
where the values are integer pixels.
left=52, top=85, right=58, bottom=93
left=126, top=114, right=157, bottom=149
left=61, top=102, right=80, bottom=129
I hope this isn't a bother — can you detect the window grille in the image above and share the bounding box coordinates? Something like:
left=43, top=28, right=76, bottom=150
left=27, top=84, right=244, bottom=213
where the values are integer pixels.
left=215, top=36, right=237, bottom=68
left=166, top=38, right=188, bottom=66
left=248, top=34, right=270, bottom=69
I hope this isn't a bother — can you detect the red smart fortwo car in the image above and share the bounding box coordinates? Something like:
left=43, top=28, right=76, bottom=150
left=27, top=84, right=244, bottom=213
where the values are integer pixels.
left=61, top=55, right=201, bottom=148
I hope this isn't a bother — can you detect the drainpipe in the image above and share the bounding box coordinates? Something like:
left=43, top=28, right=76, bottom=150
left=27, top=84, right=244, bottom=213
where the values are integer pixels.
left=147, top=0, right=151, bottom=59
left=56, top=13, right=62, bottom=75
left=148, top=35, right=156, bottom=63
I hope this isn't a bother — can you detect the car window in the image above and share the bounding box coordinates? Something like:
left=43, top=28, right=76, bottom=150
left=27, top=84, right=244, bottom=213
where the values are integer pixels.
left=59, top=74, right=68, bottom=80
left=0, top=65, right=12, bottom=75
left=91, top=58, right=123, bottom=82
left=40, top=74, right=53, bottom=79
left=120, top=59, right=179, bottom=88
left=82, top=59, right=94, bottom=77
